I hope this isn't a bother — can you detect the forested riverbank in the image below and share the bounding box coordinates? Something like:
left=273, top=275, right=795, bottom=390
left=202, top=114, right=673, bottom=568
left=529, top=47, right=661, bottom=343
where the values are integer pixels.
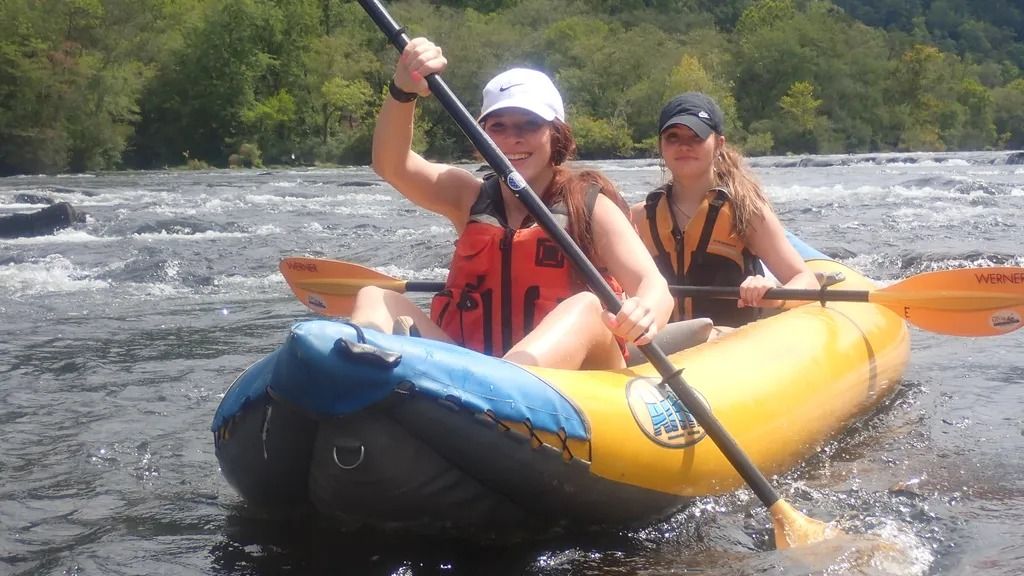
left=2, top=0, right=1023, bottom=175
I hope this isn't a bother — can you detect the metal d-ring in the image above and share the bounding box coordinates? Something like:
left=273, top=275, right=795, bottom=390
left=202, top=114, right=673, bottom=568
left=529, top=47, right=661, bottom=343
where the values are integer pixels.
left=332, top=443, right=365, bottom=470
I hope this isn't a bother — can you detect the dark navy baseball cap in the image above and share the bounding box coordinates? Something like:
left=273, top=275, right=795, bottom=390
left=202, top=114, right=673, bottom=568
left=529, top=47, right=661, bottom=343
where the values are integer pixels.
left=658, top=92, right=724, bottom=139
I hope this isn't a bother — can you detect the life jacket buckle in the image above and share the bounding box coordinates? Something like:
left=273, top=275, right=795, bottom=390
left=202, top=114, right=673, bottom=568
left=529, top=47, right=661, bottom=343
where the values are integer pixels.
left=457, top=291, right=478, bottom=311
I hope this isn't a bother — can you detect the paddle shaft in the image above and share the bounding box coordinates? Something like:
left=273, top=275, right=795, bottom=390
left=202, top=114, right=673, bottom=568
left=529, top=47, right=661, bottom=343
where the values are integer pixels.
left=358, top=0, right=784, bottom=510
left=355, top=279, right=872, bottom=304
left=680, top=285, right=865, bottom=302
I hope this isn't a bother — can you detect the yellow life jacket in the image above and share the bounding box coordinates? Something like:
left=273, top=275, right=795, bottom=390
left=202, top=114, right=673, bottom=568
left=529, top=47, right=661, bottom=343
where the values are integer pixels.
left=637, top=185, right=764, bottom=327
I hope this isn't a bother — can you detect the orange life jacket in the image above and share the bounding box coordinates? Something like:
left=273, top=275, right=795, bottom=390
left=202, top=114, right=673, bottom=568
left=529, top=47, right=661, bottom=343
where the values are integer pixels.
left=636, top=185, right=764, bottom=327
left=430, top=176, right=624, bottom=356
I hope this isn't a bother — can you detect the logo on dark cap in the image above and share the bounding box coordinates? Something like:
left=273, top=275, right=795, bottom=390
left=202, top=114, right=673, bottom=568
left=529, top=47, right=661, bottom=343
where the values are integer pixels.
left=658, top=92, right=725, bottom=136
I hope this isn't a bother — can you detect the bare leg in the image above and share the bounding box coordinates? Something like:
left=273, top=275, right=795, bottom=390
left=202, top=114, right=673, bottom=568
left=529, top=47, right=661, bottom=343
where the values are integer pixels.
left=504, top=292, right=625, bottom=370
left=348, top=286, right=454, bottom=343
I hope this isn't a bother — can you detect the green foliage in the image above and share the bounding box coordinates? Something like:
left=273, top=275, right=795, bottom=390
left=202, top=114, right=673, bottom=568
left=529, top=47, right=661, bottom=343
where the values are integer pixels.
left=882, top=43, right=994, bottom=151
left=0, top=0, right=148, bottom=174
left=743, top=130, right=775, bottom=155
left=771, top=81, right=830, bottom=153
left=834, top=0, right=1024, bottom=68
left=236, top=142, right=263, bottom=167
left=572, top=114, right=634, bottom=158
left=735, top=0, right=796, bottom=39
left=779, top=81, right=822, bottom=131
left=992, top=79, right=1024, bottom=148
left=2, top=0, right=1024, bottom=174
left=734, top=2, right=890, bottom=151
left=185, top=157, right=210, bottom=170
left=952, top=78, right=996, bottom=150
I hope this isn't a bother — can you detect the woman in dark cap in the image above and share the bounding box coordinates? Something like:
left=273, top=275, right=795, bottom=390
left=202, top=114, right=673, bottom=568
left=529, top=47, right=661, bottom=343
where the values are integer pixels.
left=630, top=92, right=818, bottom=328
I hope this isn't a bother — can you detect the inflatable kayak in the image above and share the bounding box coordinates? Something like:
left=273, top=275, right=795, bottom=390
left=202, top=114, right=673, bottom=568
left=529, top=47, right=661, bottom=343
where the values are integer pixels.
left=212, top=240, right=910, bottom=535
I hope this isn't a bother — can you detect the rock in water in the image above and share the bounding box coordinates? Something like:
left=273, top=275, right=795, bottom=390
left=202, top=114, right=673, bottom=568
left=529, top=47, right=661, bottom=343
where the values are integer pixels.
left=0, top=202, right=85, bottom=239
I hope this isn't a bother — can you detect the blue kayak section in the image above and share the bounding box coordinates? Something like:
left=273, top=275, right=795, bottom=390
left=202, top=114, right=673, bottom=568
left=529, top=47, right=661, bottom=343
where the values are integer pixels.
left=211, top=349, right=279, bottom=432
left=213, top=320, right=590, bottom=441
left=787, top=230, right=830, bottom=261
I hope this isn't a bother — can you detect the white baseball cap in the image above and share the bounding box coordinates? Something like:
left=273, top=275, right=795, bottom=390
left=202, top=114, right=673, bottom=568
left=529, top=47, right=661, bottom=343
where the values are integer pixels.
left=478, top=68, right=565, bottom=123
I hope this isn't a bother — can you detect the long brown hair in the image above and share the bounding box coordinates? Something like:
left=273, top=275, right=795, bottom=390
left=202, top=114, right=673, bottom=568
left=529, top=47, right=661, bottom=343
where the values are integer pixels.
left=544, top=120, right=629, bottom=262
left=712, top=142, right=772, bottom=238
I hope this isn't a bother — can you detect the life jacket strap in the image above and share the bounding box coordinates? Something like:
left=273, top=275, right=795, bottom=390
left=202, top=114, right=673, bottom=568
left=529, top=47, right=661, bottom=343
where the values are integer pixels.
left=691, top=188, right=728, bottom=269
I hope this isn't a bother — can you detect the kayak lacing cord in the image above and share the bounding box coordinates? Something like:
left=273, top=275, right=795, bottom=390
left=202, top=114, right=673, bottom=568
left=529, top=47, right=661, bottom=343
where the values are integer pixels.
left=522, top=419, right=544, bottom=450
left=481, top=409, right=510, bottom=432
left=479, top=410, right=575, bottom=459
left=557, top=428, right=574, bottom=461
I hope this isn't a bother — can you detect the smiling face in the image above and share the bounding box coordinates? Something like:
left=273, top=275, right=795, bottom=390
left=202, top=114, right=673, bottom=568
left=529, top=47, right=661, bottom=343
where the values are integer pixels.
left=481, top=108, right=555, bottom=185
left=659, top=124, right=722, bottom=184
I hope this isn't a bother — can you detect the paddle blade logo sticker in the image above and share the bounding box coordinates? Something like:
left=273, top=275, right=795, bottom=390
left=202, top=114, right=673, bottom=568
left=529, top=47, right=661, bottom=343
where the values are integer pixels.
left=626, top=377, right=706, bottom=448
left=307, top=294, right=326, bottom=310
left=990, top=309, right=1021, bottom=331
left=286, top=260, right=318, bottom=273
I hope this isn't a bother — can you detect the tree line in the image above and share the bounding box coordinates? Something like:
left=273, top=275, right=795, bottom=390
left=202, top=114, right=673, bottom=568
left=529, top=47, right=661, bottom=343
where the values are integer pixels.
left=1, top=0, right=1023, bottom=175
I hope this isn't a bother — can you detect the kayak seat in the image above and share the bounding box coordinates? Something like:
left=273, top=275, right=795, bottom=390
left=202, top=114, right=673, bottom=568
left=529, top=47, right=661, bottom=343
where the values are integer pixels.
left=625, top=318, right=714, bottom=367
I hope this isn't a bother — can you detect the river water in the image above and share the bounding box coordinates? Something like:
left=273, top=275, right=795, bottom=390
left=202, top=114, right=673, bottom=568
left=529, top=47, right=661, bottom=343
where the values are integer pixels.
left=1, top=151, right=1022, bottom=575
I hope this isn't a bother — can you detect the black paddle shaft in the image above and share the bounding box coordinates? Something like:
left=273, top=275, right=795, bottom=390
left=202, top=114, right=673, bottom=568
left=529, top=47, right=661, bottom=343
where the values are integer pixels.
left=405, top=281, right=873, bottom=303
left=357, top=0, right=783, bottom=510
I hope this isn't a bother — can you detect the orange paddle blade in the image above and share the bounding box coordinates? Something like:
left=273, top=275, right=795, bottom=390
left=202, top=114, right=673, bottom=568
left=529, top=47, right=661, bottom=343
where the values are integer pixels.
left=279, top=257, right=406, bottom=316
left=873, top=267, right=1024, bottom=336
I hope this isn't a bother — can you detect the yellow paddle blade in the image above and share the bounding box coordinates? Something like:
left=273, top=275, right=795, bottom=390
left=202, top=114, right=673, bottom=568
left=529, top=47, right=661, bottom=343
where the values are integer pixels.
left=770, top=500, right=838, bottom=549
left=873, top=267, right=1024, bottom=337
left=279, top=257, right=406, bottom=317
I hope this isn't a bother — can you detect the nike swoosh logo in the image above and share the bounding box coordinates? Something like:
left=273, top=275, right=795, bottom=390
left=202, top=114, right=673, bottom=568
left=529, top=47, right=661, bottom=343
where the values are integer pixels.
left=499, top=83, right=524, bottom=92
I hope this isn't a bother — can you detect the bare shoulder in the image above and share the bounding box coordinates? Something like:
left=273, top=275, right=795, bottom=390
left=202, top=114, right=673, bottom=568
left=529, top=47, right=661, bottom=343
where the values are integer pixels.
left=746, top=208, right=786, bottom=244
left=435, top=163, right=483, bottom=203
left=592, top=193, right=637, bottom=235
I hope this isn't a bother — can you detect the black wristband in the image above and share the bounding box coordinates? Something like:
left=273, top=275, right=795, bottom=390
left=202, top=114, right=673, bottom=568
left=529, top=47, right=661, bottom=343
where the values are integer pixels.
left=388, top=79, right=418, bottom=103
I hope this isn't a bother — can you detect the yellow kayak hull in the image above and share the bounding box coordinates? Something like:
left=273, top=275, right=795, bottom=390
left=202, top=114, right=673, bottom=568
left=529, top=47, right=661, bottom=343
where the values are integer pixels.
left=525, top=259, right=910, bottom=496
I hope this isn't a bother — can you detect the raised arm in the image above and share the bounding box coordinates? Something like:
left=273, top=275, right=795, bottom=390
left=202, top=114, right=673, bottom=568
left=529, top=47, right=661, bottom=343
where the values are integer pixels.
left=592, top=194, right=674, bottom=344
left=740, top=209, right=819, bottom=308
left=372, top=38, right=480, bottom=230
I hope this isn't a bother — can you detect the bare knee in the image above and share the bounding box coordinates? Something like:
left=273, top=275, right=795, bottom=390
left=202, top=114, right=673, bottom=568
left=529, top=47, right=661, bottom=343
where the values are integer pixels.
left=503, top=291, right=622, bottom=370
left=560, top=292, right=624, bottom=369
left=559, top=291, right=605, bottom=319
left=353, top=285, right=388, bottom=305
left=350, top=286, right=396, bottom=332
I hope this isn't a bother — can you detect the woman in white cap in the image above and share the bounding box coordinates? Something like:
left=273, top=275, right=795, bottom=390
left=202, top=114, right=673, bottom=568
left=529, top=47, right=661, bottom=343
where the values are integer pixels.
left=630, top=92, right=818, bottom=328
left=350, top=38, right=673, bottom=369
